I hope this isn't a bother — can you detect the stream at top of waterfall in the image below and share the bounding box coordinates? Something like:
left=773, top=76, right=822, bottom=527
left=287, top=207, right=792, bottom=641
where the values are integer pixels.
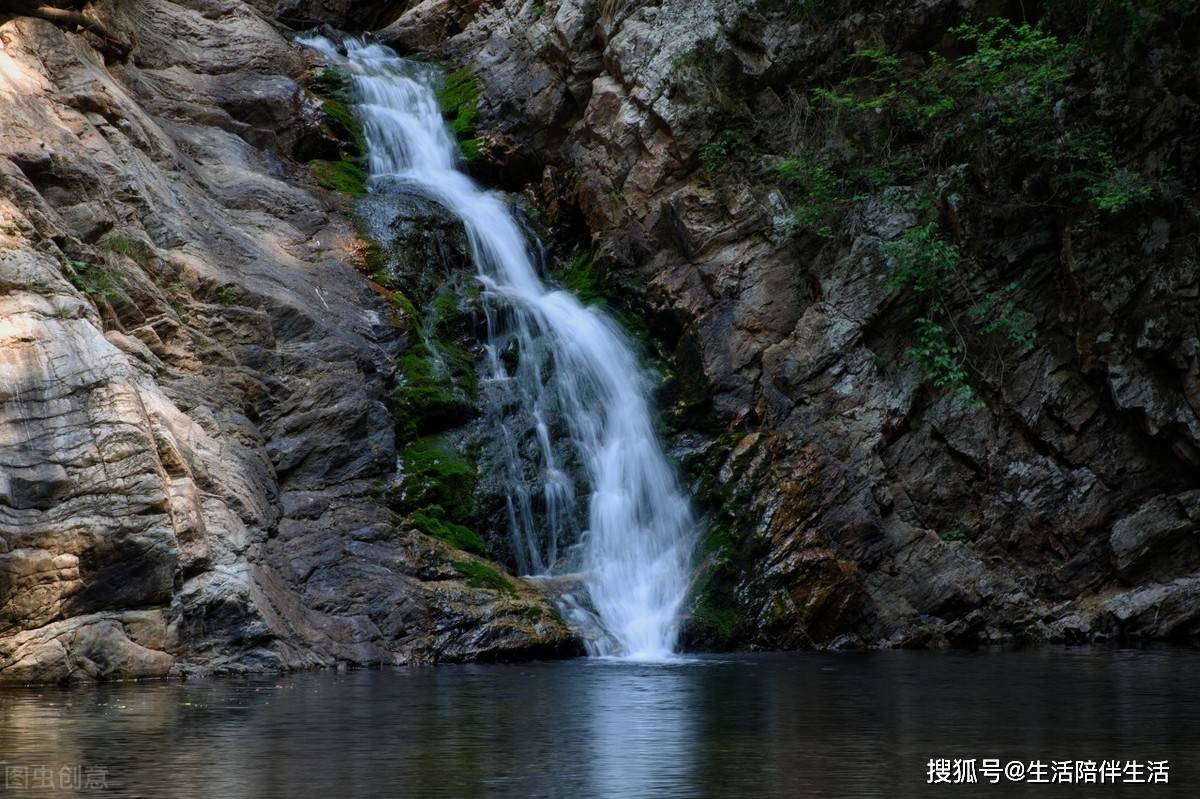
left=1, top=649, right=1197, bottom=798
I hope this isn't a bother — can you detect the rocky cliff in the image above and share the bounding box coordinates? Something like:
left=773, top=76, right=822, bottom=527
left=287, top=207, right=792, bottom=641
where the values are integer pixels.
left=378, top=0, right=1200, bottom=648
left=3, top=0, right=1198, bottom=683
left=0, top=0, right=575, bottom=683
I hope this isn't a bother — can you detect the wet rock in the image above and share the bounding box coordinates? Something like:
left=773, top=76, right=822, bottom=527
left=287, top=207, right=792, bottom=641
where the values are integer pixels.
left=1109, top=492, right=1200, bottom=580
left=1098, top=577, right=1200, bottom=641
left=0, top=1, right=576, bottom=683
left=413, top=0, right=1200, bottom=649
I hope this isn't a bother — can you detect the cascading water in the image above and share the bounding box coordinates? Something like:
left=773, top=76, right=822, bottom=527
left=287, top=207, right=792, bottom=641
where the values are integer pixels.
left=302, top=37, right=696, bottom=659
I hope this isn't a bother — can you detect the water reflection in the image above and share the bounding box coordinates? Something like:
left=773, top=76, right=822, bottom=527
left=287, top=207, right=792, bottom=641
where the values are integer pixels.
left=583, top=662, right=698, bottom=798
left=0, top=650, right=1197, bottom=797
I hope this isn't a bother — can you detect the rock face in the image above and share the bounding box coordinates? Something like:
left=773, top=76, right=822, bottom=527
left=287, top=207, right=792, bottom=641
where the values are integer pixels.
left=380, top=0, right=1200, bottom=648
left=0, top=0, right=576, bottom=683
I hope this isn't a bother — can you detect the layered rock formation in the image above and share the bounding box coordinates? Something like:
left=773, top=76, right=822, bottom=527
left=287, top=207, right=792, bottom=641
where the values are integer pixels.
left=379, top=0, right=1200, bottom=648
left=2, top=0, right=1197, bottom=682
left=0, top=0, right=575, bottom=683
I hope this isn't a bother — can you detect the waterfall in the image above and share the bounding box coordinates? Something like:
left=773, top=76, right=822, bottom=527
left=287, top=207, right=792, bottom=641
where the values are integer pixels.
left=302, top=37, right=696, bottom=660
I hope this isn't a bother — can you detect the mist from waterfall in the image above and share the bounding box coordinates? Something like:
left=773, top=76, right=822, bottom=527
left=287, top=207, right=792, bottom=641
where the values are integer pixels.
left=302, top=37, right=696, bottom=659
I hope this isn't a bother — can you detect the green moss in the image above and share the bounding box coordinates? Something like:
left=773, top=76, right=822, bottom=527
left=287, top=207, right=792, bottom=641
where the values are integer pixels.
left=688, top=523, right=751, bottom=650
left=390, top=291, right=418, bottom=320
left=309, top=159, right=368, bottom=197
left=391, top=437, right=489, bottom=561
left=436, top=67, right=481, bottom=159
left=321, top=100, right=367, bottom=156
left=459, top=138, right=481, bottom=162
left=453, top=559, right=518, bottom=597
left=411, top=505, right=487, bottom=555
left=691, top=593, right=748, bottom=646
left=306, top=66, right=368, bottom=196
left=392, top=349, right=455, bottom=439
left=432, top=290, right=462, bottom=332
left=312, top=67, right=352, bottom=102
left=548, top=249, right=662, bottom=374
left=396, top=436, right=478, bottom=518
left=680, top=438, right=765, bottom=650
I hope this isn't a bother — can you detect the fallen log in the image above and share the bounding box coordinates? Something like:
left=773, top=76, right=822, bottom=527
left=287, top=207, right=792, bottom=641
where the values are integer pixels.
left=1, top=1, right=132, bottom=60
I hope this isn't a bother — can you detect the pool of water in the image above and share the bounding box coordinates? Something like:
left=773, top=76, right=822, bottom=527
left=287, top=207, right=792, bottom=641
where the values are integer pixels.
left=0, top=649, right=1195, bottom=797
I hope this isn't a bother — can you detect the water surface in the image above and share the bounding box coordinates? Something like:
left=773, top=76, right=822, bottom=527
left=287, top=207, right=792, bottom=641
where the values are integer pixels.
left=1, top=649, right=1196, bottom=797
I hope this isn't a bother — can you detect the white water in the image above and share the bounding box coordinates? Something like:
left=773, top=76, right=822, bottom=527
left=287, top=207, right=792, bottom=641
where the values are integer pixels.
left=302, top=38, right=696, bottom=659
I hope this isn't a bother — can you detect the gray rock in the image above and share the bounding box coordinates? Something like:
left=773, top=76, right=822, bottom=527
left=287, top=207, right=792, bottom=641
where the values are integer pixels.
left=406, top=0, right=1200, bottom=649
left=0, top=3, right=576, bottom=683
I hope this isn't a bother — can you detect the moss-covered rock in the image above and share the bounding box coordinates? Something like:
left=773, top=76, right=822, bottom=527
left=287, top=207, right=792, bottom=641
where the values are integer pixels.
left=305, top=66, right=369, bottom=196
left=394, top=436, right=478, bottom=515
left=436, top=67, right=482, bottom=161
left=309, top=159, right=368, bottom=196
left=410, top=505, right=487, bottom=555
left=385, top=435, right=491, bottom=557
left=392, top=339, right=479, bottom=441
left=453, top=559, right=518, bottom=597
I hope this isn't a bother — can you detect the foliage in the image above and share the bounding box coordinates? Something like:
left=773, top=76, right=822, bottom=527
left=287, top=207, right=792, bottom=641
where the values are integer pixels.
left=556, top=248, right=606, bottom=305
left=907, top=316, right=973, bottom=399
left=410, top=505, right=487, bottom=555
left=99, top=232, right=153, bottom=267
left=769, top=17, right=1161, bottom=402
left=809, top=20, right=1079, bottom=135
left=1083, top=169, right=1153, bottom=213
left=812, top=48, right=954, bottom=129
left=970, top=283, right=1036, bottom=349
left=1036, top=126, right=1154, bottom=213
left=214, top=285, right=242, bottom=306
left=881, top=222, right=1039, bottom=402
left=950, top=20, right=1080, bottom=127
left=777, top=155, right=842, bottom=237
left=883, top=222, right=960, bottom=300
left=699, top=130, right=753, bottom=175
left=776, top=154, right=923, bottom=237
left=65, top=259, right=122, bottom=300
left=882, top=224, right=972, bottom=400
left=453, top=559, right=518, bottom=596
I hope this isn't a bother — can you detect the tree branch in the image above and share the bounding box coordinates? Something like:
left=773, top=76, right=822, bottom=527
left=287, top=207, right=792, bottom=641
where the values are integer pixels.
left=2, top=1, right=132, bottom=61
